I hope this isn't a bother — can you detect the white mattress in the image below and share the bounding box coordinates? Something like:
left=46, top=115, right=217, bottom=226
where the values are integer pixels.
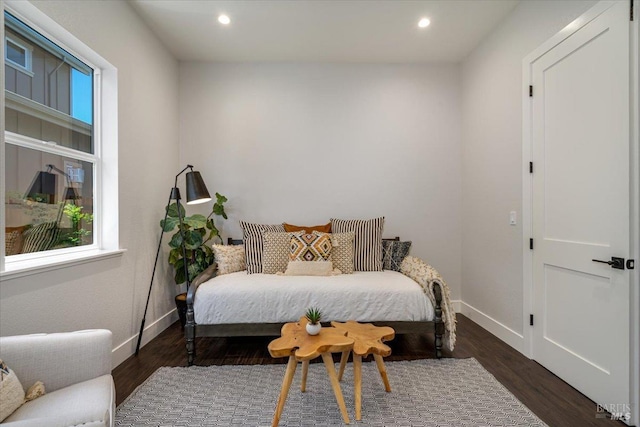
left=193, top=270, right=434, bottom=325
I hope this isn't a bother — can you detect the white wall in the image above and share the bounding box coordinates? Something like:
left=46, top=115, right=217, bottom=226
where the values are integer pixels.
left=460, top=0, right=596, bottom=347
left=0, top=0, right=181, bottom=366
left=179, top=63, right=463, bottom=298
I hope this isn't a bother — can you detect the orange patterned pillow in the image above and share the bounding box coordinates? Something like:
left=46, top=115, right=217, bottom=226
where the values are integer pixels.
left=289, top=231, right=332, bottom=262
left=283, top=222, right=331, bottom=234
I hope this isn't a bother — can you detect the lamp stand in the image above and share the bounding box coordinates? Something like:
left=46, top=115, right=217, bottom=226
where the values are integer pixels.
left=135, top=165, right=201, bottom=356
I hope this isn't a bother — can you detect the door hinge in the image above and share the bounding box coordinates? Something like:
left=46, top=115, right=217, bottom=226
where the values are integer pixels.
left=530, top=314, right=534, bottom=326
left=530, top=238, right=534, bottom=250
left=631, top=0, right=634, bottom=21
left=529, top=85, right=533, bottom=97
left=529, top=162, right=533, bottom=173
left=627, top=259, right=635, bottom=270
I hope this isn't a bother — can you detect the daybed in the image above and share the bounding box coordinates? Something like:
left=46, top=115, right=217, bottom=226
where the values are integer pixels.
left=184, top=239, right=446, bottom=366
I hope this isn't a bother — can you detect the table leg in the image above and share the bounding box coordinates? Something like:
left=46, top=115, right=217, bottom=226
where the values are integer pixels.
left=321, top=352, right=351, bottom=424
left=338, top=350, right=349, bottom=381
left=373, top=354, right=391, bottom=392
left=272, top=355, right=298, bottom=427
left=301, top=360, right=309, bottom=392
left=353, top=354, right=362, bottom=421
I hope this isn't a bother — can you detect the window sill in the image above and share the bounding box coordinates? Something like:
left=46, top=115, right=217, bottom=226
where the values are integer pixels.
left=0, top=248, right=126, bottom=280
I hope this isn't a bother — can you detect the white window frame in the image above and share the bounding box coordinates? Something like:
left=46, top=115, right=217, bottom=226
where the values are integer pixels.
left=1, top=1, right=123, bottom=278
left=4, top=33, right=32, bottom=75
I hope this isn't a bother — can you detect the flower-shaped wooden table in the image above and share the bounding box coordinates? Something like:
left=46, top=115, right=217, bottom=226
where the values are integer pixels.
left=331, top=320, right=396, bottom=421
left=268, top=317, right=355, bottom=426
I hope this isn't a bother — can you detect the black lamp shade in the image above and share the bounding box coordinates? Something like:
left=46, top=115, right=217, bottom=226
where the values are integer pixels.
left=25, top=171, right=57, bottom=203
left=63, top=187, right=80, bottom=201
left=185, top=171, right=211, bottom=205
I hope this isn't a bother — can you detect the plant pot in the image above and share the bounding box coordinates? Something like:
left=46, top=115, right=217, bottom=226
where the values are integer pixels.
left=175, top=293, right=187, bottom=330
left=306, top=322, right=321, bottom=335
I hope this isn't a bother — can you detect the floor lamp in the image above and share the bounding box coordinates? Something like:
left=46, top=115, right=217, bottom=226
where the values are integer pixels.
left=135, top=165, right=211, bottom=355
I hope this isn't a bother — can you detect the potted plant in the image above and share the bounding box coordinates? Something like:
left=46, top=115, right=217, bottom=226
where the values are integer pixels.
left=161, top=192, right=228, bottom=286
left=57, top=203, right=93, bottom=247
left=161, top=193, right=227, bottom=329
left=304, top=307, right=322, bottom=335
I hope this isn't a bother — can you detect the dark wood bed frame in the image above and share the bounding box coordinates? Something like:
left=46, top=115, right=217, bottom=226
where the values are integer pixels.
left=185, top=237, right=444, bottom=366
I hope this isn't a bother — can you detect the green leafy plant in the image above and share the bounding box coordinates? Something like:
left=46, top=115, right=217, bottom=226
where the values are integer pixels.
left=58, top=203, right=93, bottom=247
left=305, top=307, right=322, bottom=325
left=161, top=193, right=227, bottom=285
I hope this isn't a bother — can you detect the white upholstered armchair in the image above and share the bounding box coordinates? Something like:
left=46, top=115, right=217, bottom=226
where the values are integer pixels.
left=0, top=329, right=115, bottom=427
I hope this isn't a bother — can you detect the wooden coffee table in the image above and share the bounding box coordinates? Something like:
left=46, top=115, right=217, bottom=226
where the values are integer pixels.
left=331, top=321, right=395, bottom=421
left=268, top=317, right=355, bottom=426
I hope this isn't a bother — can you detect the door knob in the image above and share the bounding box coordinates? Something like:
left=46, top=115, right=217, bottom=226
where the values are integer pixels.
left=592, top=257, right=625, bottom=270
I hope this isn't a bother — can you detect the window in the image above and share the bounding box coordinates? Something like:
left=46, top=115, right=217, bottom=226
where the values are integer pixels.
left=2, top=2, right=120, bottom=275
left=4, top=34, right=32, bottom=74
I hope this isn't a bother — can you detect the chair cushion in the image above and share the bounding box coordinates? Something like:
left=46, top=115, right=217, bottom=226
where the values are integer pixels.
left=3, top=375, right=114, bottom=427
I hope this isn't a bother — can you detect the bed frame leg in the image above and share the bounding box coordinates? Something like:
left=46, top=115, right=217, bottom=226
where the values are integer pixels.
left=433, top=283, right=444, bottom=359
left=185, top=303, right=196, bottom=366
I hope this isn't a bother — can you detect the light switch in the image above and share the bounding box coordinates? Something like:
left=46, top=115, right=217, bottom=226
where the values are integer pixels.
left=509, top=211, right=517, bottom=226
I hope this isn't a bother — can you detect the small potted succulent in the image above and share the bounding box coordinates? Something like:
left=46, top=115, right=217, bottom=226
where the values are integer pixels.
left=304, top=307, right=322, bottom=335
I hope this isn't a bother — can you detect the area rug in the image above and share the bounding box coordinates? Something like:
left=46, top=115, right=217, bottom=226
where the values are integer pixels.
left=115, top=358, right=547, bottom=426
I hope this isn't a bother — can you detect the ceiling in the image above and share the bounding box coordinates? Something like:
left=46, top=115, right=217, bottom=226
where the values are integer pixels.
left=129, top=0, right=519, bottom=63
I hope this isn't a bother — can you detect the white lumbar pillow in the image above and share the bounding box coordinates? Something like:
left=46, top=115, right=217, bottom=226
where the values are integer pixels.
left=283, top=260, right=336, bottom=276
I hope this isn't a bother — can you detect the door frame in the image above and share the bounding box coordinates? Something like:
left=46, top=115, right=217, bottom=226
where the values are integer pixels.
left=521, top=1, right=639, bottom=424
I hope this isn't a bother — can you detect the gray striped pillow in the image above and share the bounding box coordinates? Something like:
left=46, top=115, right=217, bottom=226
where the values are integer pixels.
left=330, top=217, right=384, bottom=271
left=239, top=221, right=286, bottom=274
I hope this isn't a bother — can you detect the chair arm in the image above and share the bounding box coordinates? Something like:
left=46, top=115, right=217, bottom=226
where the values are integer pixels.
left=0, top=418, right=71, bottom=427
left=0, top=329, right=112, bottom=393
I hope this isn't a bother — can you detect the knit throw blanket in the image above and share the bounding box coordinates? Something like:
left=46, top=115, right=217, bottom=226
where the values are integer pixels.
left=400, top=256, right=457, bottom=351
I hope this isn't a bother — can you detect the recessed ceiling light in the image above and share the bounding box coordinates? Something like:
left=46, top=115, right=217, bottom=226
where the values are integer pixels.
left=418, top=18, right=430, bottom=28
left=218, top=15, right=231, bottom=25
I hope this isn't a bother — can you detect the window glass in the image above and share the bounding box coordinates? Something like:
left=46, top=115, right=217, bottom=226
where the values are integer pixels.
left=71, top=68, right=93, bottom=125
left=4, top=12, right=96, bottom=257
left=5, top=145, right=95, bottom=255
left=6, top=38, right=26, bottom=67
left=4, top=14, right=93, bottom=154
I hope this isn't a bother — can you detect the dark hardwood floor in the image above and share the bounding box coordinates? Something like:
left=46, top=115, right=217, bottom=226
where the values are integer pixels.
left=114, top=315, right=623, bottom=426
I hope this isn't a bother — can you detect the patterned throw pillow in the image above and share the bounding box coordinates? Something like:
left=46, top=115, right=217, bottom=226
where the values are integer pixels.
left=283, top=222, right=331, bottom=233
left=0, top=359, right=25, bottom=422
left=4, top=230, right=23, bottom=256
left=330, top=232, right=355, bottom=274
left=331, top=217, right=384, bottom=271
left=212, top=244, right=246, bottom=275
left=21, top=222, right=60, bottom=253
left=262, top=232, right=298, bottom=274
left=240, top=221, right=286, bottom=274
left=289, top=231, right=332, bottom=262
left=382, top=240, right=412, bottom=271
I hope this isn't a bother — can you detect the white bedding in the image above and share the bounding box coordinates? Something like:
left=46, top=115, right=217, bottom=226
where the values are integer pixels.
left=193, top=270, right=434, bottom=325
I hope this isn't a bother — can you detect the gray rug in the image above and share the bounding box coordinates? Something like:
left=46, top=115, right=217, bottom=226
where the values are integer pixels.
left=115, top=358, right=547, bottom=426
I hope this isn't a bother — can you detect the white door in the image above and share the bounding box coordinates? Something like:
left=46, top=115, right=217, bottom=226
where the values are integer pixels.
left=531, top=1, right=630, bottom=412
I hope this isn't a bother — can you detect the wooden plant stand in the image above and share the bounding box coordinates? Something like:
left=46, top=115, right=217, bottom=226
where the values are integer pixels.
left=331, top=320, right=396, bottom=421
left=268, top=317, right=355, bottom=427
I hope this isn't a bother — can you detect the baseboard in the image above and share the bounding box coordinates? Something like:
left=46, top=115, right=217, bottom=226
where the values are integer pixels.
left=112, top=309, right=179, bottom=368
left=458, top=301, right=525, bottom=355
left=451, top=299, right=462, bottom=313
